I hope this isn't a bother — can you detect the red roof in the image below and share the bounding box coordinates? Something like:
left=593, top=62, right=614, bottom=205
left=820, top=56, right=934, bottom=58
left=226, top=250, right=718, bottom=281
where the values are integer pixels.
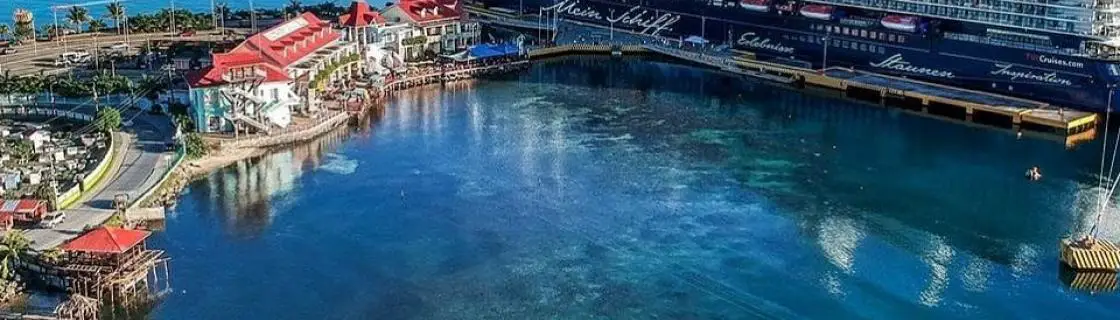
left=189, top=12, right=341, bottom=87
left=0, top=199, right=46, bottom=214
left=340, top=0, right=386, bottom=27
left=62, top=227, right=151, bottom=254
left=398, top=0, right=461, bottom=23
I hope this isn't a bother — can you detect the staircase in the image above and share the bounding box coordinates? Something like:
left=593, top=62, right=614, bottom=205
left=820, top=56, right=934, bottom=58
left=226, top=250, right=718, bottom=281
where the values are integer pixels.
left=228, top=113, right=273, bottom=134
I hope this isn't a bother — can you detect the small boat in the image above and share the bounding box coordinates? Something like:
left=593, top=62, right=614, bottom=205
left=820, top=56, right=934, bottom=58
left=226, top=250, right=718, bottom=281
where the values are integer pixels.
left=881, top=15, right=919, bottom=32
left=800, top=4, right=833, bottom=20
left=740, top=0, right=771, bottom=12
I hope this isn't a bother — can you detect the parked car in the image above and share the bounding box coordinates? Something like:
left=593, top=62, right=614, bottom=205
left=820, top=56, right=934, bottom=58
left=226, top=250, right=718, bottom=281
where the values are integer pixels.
left=108, top=42, right=129, bottom=52
left=178, top=30, right=195, bottom=37
left=38, top=211, right=66, bottom=228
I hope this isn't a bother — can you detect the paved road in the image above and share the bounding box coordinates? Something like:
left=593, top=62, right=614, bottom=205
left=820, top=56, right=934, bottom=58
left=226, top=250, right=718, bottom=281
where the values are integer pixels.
left=25, top=111, right=175, bottom=250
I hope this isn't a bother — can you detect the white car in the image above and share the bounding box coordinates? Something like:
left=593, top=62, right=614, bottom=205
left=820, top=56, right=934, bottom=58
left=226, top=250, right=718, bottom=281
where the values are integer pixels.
left=38, top=211, right=66, bottom=228
left=108, top=42, right=129, bottom=51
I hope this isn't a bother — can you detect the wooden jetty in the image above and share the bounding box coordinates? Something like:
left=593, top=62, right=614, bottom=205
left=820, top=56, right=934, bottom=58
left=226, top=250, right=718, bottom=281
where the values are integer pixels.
left=53, top=227, right=170, bottom=319
left=1060, top=237, right=1120, bottom=272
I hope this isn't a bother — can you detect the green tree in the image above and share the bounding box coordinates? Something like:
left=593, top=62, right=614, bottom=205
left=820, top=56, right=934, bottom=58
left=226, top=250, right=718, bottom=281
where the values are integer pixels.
left=87, top=19, right=106, bottom=33
left=33, top=183, right=58, bottom=211
left=0, top=231, right=30, bottom=280
left=12, top=21, right=33, bottom=43
left=67, top=6, right=89, bottom=34
left=7, top=140, right=33, bottom=164
left=38, top=248, right=62, bottom=265
left=286, top=0, right=302, bottom=17
left=183, top=133, right=207, bottom=159
left=106, top=2, right=125, bottom=34
left=0, top=24, right=9, bottom=42
left=94, top=107, right=122, bottom=132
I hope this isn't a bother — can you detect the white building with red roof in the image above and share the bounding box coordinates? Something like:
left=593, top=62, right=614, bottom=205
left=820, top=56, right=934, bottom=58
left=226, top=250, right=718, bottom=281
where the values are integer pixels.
left=187, top=13, right=360, bottom=134
left=339, top=0, right=398, bottom=75
left=381, top=0, right=480, bottom=61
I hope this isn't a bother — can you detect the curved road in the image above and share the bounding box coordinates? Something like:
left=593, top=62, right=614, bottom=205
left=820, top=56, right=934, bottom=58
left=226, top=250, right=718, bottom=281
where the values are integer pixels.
left=25, top=110, right=175, bottom=250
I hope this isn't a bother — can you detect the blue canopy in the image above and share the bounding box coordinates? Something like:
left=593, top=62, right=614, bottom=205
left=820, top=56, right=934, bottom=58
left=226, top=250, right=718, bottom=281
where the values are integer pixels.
left=468, top=43, right=520, bottom=59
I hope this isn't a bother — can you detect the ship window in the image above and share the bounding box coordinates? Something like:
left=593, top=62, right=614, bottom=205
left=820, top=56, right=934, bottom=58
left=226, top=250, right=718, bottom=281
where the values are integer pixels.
left=889, top=34, right=897, bottom=42
left=861, top=30, right=868, bottom=38
left=860, top=43, right=868, bottom=51
left=878, top=46, right=885, bottom=54
left=833, top=39, right=841, bottom=47
left=898, top=36, right=907, bottom=42
left=782, top=34, right=789, bottom=40
left=869, top=32, right=877, bottom=39
left=842, top=27, right=849, bottom=34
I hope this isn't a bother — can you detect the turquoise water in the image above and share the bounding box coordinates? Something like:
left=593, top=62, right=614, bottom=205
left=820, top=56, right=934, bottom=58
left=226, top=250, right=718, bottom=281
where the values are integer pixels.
left=150, top=57, right=1120, bottom=319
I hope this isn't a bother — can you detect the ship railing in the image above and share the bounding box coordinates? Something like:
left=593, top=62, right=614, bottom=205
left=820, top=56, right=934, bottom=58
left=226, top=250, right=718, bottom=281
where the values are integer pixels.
left=942, top=32, right=1086, bottom=56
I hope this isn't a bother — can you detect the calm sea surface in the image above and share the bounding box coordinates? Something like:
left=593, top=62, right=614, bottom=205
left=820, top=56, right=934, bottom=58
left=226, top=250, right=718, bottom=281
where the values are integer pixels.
left=149, top=57, right=1120, bottom=319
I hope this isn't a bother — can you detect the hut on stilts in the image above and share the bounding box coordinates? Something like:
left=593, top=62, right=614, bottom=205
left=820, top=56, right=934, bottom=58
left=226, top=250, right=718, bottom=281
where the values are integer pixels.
left=55, top=227, right=170, bottom=319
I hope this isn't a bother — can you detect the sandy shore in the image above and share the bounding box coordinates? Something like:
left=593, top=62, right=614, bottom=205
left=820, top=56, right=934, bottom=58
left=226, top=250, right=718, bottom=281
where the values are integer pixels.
left=180, top=146, right=267, bottom=178
left=144, top=145, right=268, bottom=207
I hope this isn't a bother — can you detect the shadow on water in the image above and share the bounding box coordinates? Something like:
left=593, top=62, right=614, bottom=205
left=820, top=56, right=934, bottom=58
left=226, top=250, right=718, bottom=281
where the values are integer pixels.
left=150, top=55, right=1120, bottom=319
left=486, top=56, right=1097, bottom=266
left=181, top=125, right=355, bottom=238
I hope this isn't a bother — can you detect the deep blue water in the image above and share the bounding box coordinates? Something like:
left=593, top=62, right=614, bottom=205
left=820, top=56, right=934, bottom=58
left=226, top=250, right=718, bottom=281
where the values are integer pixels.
left=150, top=57, right=1120, bottom=319
left=0, top=0, right=377, bottom=28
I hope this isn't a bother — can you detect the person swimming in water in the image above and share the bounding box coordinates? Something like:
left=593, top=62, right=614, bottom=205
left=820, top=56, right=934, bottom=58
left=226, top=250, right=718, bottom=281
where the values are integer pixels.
left=1025, top=166, right=1042, bottom=181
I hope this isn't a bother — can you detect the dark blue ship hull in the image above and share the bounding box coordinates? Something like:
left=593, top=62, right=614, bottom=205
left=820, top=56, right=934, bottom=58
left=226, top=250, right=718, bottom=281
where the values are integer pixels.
left=478, top=0, right=1120, bottom=112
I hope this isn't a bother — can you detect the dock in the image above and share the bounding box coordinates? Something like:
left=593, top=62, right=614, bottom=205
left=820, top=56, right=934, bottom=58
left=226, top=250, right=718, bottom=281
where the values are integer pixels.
left=469, top=5, right=1099, bottom=145
left=1059, top=238, right=1120, bottom=272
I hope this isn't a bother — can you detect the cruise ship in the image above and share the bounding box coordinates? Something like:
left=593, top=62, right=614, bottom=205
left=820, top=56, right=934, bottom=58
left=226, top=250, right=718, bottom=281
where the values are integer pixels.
left=471, top=0, right=1120, bottom=112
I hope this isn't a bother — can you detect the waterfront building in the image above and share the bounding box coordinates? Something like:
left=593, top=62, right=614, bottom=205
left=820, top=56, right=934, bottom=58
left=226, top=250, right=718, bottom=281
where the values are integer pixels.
left=471, top=0, right=1120, bottom=112
left=339, top=0, right=404, bottom=75
left=382, top=0, right=482, bottom=61
left=186, top=13, right=361, bottom=134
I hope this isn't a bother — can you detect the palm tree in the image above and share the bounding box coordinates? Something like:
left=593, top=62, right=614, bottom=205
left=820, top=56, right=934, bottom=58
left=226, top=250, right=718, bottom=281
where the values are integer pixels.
left=88, top=19, right=106, bottom=33
left=0, top=230, right=30, bottom=280
left=34, top=183, right=58, bottom=211
left=67, top=6, right=89, bottom=34
left=12, top=21, right=33, bottom=43
left=106, top=2, right=124, bottom=34
left=286, top=0, right=302, bottom=18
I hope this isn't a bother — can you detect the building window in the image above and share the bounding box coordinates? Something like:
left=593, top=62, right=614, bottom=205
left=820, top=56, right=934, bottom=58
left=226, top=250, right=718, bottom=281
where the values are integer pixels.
left=271, top=88, right=279, bottom=102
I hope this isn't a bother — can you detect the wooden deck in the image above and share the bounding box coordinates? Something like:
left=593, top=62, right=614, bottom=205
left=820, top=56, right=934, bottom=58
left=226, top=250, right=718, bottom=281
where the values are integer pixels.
left=1060, top=238, right=1120, bottom=271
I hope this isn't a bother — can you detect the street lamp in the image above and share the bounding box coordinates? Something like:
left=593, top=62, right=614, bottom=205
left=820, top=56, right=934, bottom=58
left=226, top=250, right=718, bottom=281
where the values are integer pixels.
left=821, top=35, right=830, bottom=71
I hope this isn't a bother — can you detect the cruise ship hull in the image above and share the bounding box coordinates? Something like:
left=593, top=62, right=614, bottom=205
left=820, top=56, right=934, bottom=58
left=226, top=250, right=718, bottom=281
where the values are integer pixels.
left=476, top=0, right=1120, bottom=112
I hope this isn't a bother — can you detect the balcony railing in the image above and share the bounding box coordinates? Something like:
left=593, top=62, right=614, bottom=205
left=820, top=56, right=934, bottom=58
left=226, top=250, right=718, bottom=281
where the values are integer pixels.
left=943, top=32, right=1086, bottom=56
